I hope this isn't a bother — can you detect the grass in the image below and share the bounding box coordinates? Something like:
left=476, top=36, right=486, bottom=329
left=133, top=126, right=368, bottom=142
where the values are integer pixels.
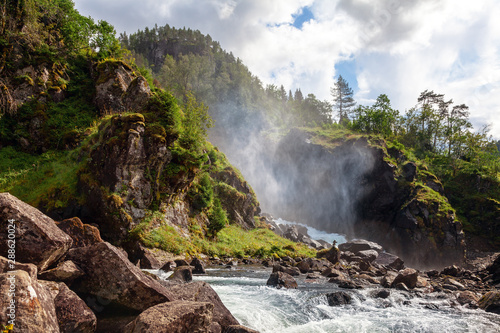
left=133, top=210, right=316, bottom=259
left=0, top=146, right=84, bottom=210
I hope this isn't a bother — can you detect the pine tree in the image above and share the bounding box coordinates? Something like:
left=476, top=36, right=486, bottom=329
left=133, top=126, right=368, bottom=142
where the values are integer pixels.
left=331, top=75, right=356, bottom=123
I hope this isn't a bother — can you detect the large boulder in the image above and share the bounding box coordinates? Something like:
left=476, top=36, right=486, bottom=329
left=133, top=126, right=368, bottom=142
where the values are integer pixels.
left=41, top=280, right=97, bottom=333
left=373, top=252, right=404, bottom=270
left=0, top=193, right=73, bottom=271
left=478, top=291, right=500, bottom=314
left=55, top=217, right=103, bottom=248
left=392, top=268, right=418, bottom=289
left=66, top=242, right=173, bottom=311
left=317, top=246, right=340, bottom=265
left=266, top=272, right=298, bottom=289
left=168, top=266, right=193, bottom=283
left=338, top=239, right=383, bottom=254
left=326, top=291, right=352, bottom=306
left=0, top=270, right=60, bottom=332
left=273, top=264, right=300, bottom=276
left=122, top=301, right=213, bottom=333
left=165, top=281, right=239, bottom=329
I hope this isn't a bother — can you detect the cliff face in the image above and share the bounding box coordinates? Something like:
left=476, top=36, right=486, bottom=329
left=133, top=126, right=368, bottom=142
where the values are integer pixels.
left=76, top=61, right=260, bottom=244
left=269, top=128, right=465, bottom=269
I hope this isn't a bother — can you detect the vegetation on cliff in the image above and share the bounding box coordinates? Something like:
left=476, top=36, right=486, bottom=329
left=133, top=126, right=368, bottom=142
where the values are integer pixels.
left=0, top=0, right=309, bottom=260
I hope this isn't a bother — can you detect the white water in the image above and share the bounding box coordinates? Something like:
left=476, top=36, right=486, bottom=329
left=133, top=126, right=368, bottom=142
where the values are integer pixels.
left=274, top=218, right=347, bottom=245
left=184, top=267, right=500, bottom=333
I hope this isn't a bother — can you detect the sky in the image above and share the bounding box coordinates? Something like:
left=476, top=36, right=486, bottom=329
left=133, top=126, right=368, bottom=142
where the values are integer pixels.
left=74, top=0, right=500, bottom=139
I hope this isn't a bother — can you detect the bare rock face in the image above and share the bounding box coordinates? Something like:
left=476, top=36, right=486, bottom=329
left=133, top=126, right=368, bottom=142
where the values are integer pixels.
left=478, top=291, right=500, bottom=314
left=122, top=301, right=214, bottom=333
left=165, top=281, right=239, bottom=329
left=41, top=280, right=97, bottom=333
left=0, top=193, right=73, bottom=271
left=66, top=242, right=173, bottom=311
left=0, top=270, right=60, bottom=332
left=79, top=113, right=171, bottom=242
left=168, top=266, right=193, bottom=283
left=55, top=217, right=103, bottom=248
left=92, top=60, right=151, bottom=115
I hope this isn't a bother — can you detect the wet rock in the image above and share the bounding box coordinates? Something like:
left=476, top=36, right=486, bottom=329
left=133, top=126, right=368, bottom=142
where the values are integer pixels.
left=164, top=281, right=239, bottom=329
left=273, top=264, right=300, bottom=276
left=373, top=252, right=404, bottom=271
left=0, top=270, right=59, bottom=332
left=160, top=261, right=176, bottom=272
left=66, top=242, right=173, bottom=311
left=373, top=289, right=391, bottom=299
left=123, top=301, right=213, bottom=333
left=168, top=266, right=193, bottom=283
left=41, top=280, right=97, bottom=333
left=392, top=268, right=418, bottom=289
left=225, top=325, right=260, bottom=333
left=191, top=257, right=207, bottom=274
left=426, top=270, right=440, bottom=278
left=267, top=272, right=298, bottom=289
left=0, top=256, right=38, bottom=279
left=55, top=217, right=103, bottom=248
left=394, top=282, right=410, bottom=291
left=306, top=273, right=323, bottom=280
left=457, top=290, right=479, bottom=308
left=326, top=291, right=352, bottom=306
left=444, top=278, right=465, bottom=291
left=478, top=291, right=500, bottom=314
left=381, top=271, right=398, bottom=288
left=329, top=276, right=361, bottom=289
left=38, top=260, right=84, bottom=283
left=0, top=192, right=73, bottom=271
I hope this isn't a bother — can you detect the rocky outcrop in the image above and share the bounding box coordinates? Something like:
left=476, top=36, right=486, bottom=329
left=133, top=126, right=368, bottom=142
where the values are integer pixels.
left=212, top=167, right=260, bottom=230
left=326, top=291, right=352, bottom=306
left=92, top=60, right=151, bottom=115
left=79, top=113, right=172, bottom=242
left=122, top=301, right=214, bottom=333
left=0, top=192, right=73, bottom=271
left=66, top=242, right=174, bottom=311
left=267, top=129, right=465, bottom=269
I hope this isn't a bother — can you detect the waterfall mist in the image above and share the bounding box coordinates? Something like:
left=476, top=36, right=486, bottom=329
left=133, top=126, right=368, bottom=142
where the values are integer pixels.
left=209, top=105, right=377, bottom=238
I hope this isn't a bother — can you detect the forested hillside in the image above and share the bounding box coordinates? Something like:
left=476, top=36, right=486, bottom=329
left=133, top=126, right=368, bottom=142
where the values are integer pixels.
left=124, top=24, right=500, bottom=250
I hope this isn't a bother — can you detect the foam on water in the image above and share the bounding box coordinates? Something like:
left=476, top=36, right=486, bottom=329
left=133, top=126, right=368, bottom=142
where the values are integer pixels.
left=187, top=267, right=500, bottom=333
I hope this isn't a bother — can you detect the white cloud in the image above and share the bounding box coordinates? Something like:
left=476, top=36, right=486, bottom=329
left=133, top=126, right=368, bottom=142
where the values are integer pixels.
left=74, top=0, right=500, bottom=138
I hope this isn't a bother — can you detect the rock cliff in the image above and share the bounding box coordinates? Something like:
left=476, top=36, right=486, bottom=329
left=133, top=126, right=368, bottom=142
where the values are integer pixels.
left=267, top=128, right=465, bottom=269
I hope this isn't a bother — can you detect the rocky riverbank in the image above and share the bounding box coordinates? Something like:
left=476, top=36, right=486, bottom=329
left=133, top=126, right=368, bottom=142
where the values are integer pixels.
left=0, top=193, right=257, bottom=333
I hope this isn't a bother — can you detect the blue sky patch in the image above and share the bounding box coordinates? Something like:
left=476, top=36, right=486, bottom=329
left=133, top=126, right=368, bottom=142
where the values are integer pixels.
left=334, top=59, right=358, bottom=93
left=292, top=7, right=314, bottom=29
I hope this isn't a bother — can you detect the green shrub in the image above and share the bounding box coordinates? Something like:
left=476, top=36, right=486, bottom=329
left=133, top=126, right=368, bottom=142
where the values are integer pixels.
left=207, top=198, right=227, bottom=236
